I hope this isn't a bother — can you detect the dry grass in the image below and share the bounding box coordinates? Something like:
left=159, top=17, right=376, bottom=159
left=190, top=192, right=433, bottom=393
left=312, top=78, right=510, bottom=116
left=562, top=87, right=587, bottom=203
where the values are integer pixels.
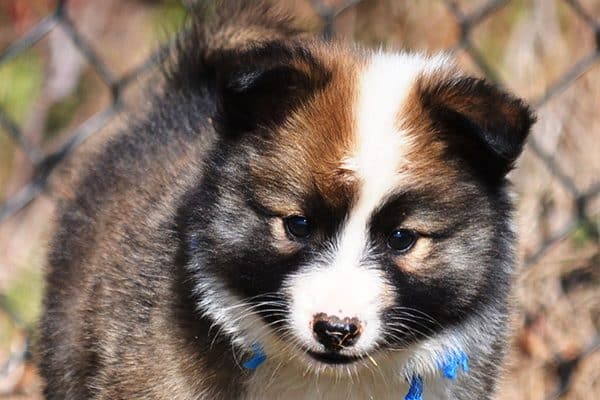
left=0, top=1, right=598, bottom=399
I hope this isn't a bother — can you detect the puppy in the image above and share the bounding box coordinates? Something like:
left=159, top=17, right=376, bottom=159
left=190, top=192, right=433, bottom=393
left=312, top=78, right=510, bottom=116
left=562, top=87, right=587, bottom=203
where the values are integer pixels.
left=39, top=1, right=535, bottom=399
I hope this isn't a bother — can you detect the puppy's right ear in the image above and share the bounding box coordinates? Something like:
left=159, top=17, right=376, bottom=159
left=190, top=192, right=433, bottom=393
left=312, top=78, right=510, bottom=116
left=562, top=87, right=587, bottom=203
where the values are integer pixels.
left=417, top=75, right=535, bottom=184
left=215, top=43, right=329, bottom=134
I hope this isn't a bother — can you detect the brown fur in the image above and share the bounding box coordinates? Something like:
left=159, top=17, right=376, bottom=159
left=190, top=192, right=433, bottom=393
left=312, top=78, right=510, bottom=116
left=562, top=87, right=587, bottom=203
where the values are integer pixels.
left=249, top=44, right=364, bottom=212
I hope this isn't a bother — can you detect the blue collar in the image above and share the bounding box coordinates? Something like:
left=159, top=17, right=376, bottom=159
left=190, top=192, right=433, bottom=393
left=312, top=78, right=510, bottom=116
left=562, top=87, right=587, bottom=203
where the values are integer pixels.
left=405, top=351, right=469, bottom=400
left=242, top=342, right=469, bottom=400
left=243, top=343, right=267, bottom=370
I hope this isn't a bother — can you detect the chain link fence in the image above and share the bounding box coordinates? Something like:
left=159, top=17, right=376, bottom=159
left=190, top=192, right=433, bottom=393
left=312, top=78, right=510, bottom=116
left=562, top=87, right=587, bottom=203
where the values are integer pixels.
left=0, top=0, right=598, bottom=398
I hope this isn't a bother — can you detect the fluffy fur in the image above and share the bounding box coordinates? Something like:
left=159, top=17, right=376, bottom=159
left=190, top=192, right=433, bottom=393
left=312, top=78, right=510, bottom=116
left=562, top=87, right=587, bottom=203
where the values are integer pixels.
left=38, top=1, right=535, bottom=399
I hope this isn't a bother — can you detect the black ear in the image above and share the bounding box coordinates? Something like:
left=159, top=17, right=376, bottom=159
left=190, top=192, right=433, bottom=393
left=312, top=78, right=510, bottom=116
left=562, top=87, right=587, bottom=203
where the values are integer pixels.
left=420, top=76, right=535, bottom=183
left=215, top=43, right=329, bottom=133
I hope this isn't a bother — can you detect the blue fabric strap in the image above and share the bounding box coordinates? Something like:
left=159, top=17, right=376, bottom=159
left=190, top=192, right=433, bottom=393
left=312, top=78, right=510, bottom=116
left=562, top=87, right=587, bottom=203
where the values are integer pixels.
left=439, top=351, right=469, bottom=380
left=404, top=376, right=424, bottom=400
left=404, top=351, right=469, bottom=400
left=243, top=343, right=267, bottom=370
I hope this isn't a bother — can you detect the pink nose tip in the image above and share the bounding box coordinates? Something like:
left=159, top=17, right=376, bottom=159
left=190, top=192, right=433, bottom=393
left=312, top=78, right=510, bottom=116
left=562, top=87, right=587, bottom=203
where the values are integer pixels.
left=312, top=313, right=362, bottom=351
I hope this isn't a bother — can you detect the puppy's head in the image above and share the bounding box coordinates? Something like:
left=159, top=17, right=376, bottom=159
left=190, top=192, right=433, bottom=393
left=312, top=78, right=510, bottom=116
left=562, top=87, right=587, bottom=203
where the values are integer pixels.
left=181, top=41, right=534, bottom=370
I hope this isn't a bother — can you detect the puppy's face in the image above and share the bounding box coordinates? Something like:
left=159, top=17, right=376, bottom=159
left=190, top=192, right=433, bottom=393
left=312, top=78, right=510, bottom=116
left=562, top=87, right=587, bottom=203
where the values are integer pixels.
left=182, top=43, right=534, bottom=369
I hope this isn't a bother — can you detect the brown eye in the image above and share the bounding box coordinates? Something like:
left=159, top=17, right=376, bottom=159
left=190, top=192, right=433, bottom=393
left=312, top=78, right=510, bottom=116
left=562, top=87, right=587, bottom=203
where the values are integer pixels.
left=284, top=216, right=312, bottom=239
left=387, top=229, right=417, bottom=253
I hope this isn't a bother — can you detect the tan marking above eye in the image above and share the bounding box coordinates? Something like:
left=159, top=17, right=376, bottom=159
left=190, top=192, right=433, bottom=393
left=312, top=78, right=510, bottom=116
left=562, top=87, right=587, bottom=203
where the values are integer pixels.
left=391, top=237, right=433, bottom=274
left=270, top=218, right=302, bottom=254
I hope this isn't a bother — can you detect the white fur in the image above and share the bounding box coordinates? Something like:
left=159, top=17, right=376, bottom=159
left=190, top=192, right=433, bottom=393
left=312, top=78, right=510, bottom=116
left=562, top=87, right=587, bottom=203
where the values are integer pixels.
left=241, top=315, right=485, bottom=400
left=191, top=252, right=275, bottom=352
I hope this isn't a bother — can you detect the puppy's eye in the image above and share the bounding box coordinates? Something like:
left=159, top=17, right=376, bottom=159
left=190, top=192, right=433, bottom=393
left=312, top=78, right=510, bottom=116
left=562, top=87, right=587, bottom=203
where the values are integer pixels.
left=284, top=216, right=312, bottom=239
left=387, top=229, right=418, bottom=253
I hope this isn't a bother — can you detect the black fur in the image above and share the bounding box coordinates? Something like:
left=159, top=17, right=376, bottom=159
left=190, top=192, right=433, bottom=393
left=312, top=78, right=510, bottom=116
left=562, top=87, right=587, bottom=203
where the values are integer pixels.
left=420, top=76, right=535, bottom=184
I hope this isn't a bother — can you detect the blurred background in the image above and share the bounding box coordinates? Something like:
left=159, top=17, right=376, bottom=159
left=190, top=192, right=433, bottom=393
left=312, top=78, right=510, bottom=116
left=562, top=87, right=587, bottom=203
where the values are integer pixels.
left=0, top=0, right=598, bottom=398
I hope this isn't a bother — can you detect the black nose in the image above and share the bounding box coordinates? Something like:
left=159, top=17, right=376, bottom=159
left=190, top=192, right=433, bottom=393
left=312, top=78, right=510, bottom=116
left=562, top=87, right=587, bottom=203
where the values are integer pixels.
left=312, top=313, right=362, bottom=351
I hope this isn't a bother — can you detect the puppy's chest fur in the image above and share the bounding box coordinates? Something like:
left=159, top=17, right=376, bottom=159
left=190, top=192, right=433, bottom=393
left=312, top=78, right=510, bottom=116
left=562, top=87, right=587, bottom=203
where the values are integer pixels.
left=241, top=361, right=449, bottom=400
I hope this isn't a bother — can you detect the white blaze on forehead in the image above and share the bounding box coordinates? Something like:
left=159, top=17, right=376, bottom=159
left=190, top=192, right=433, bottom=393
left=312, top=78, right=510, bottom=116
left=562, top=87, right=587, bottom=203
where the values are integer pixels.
left=337, top=52, right=434, bottom=266
left=287, top=53, right=450, bottom=353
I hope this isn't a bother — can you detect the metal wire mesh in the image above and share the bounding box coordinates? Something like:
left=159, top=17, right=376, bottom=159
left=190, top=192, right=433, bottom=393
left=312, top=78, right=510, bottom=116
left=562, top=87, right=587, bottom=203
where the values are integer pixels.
left=0, top=0, right=598, bottom=398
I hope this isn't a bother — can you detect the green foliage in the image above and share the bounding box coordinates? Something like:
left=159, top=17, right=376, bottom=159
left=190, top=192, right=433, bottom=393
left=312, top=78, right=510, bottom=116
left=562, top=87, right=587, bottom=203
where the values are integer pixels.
left=473, top=0, right=529, bottom=76
left=3, top=267, right=43, bottom=328
left=152, top=0, right=188, bottom=43
left=0, top=51, right=43, bottom=196
left=45, top=77, right=88, bottom=140
left=572, top=216, right=600, bottom=248
left=0, top=265, right=43, bottom=349
left=0, top=311, right=16, bottom=349
left=0, top=51, right=43, bottom=123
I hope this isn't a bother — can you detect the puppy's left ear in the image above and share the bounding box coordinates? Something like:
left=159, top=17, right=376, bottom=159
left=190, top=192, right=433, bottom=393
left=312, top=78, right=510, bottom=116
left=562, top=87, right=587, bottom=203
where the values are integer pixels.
left=419, top=76, right=535, bottom=184
left=214, top=43, right=329, bottom=135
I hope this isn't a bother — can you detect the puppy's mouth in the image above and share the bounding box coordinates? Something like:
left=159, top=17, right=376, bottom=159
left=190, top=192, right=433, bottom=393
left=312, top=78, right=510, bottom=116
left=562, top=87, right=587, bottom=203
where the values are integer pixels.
left=306, top=350, right=366, bottom=365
